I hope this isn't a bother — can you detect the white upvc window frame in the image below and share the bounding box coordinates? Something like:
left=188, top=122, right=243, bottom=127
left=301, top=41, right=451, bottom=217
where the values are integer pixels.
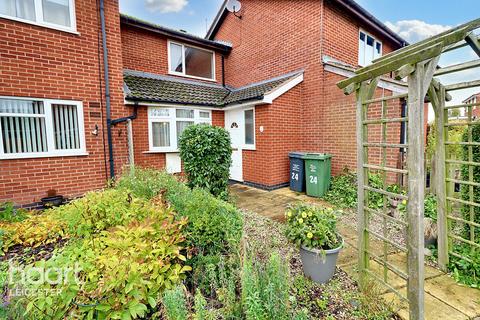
left=0, top=0, right=77, bottom=34
left=358, top=29, right=382, bottom=67
left=0, top=96, right=86, bottom=159
left=148, top=106, right=212, bottom=153
left=243, top=107, right=255, bottom=150
left=167, top=40, right=216, bottom=82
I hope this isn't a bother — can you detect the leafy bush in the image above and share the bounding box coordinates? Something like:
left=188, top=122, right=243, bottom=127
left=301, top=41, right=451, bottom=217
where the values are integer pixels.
left=397, top=194, right=437, bottom=220
left=12, top=202, right=190, bottom=319
left=179, top=124, right=232, bottom=199
left=241, top=253, right=292, bottom=320
left=0, top=202, right=28, bottom=223
left=0, top=212, right=68, bottom=253
left=321, top=169, right=357, bottom=208
left=321, top=169, right=388, bottom=209
left=116, top=168, right=183, bottom=201
left=285, top=203, right=340, bottom=250
left=56, top=189, right=156, bottom=237
left=449, top=244, right=480, bottom=288
left=118, top=169, right=243, bottom=258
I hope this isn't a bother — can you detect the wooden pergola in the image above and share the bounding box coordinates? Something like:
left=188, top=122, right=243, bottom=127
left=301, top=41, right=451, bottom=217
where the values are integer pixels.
left=337, top=18, right=480, bottom=320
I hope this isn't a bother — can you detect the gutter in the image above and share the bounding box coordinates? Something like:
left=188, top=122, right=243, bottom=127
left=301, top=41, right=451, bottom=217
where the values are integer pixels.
left=99, top=0, right=115, bottom=179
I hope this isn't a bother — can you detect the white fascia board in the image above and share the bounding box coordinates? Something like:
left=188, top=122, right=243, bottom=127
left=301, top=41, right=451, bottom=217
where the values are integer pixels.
left=324, top=64, right=408, bottom=94
left=263, top=73, right=304, bottom=103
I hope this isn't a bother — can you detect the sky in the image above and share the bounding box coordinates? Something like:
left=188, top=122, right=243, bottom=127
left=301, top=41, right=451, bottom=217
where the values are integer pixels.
left=119, top=0, right=480, bottom=121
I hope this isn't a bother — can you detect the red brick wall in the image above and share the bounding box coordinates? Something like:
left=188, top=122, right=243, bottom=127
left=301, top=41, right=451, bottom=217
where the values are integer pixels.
left=121, top=25, right=224, bottom=84
left=213, top=0, right=403, bottom=187
left=321, top=0, right=396, bottom=67
left=0, top=0, right=128, bottom=206
left=243, top=83, right=304, bottom=187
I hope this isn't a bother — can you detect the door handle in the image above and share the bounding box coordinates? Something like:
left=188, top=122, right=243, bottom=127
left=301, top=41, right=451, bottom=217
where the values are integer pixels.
left=232, top=148, right=239, bottom=151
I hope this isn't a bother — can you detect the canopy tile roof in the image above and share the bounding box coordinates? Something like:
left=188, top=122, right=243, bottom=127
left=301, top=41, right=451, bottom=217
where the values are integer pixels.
left=123, top=69, right=303, bottom=107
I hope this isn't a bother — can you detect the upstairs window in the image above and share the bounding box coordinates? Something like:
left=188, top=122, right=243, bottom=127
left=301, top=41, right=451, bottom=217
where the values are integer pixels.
left=0, top=97, right=86, bottom=159
left=0, top=0, right=76, bottom=32
left=358, top=31, right=382, bottom=66
left=168, top=41, right=215, bottom=81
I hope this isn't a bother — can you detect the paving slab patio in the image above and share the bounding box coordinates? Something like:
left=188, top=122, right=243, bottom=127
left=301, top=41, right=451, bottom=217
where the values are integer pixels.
left=230, top=183, right=480, bottom=320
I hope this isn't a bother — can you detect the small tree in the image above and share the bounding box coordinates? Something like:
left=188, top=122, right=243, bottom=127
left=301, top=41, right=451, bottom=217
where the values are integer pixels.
left=179, top=124, right=232, bottom=199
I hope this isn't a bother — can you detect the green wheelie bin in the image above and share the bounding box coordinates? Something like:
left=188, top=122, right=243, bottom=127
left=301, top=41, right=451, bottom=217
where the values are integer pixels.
left=304, top=153, right=332, bottom=197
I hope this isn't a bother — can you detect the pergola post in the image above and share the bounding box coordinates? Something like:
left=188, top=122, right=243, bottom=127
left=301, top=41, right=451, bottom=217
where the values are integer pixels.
left=406, top=59, right=438, bottom=320
left=429, top=83, right=449, bottom=270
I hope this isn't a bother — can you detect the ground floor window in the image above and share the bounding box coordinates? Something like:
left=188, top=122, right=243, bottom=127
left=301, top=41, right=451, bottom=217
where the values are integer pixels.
left=0, top=97, right=86, bottom=159
left=244, top=108, right=255, bottom=146
left=148, top=107, right=212, bottom=152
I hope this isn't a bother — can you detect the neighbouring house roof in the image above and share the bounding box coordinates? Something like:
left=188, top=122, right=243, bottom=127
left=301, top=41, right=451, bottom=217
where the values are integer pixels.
left=462, top=92, right=480, bottom=103
left=206, top=0, right=407, bottom=48
left=120, top=14, right=232, bottom=54
left=123, top=69, right=304, bottom=107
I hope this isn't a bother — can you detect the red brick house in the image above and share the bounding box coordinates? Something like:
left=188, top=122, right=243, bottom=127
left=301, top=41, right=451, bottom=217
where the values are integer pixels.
left=462, top=93, right=480, bottom=118
left=0, top=0, right=409, bottom=207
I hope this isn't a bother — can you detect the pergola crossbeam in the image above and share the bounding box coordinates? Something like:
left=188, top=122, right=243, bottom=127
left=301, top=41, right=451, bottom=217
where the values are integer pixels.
left=338, top=43, right=444, bottom=91
left=445, top=79, right=480, bottom=91
left=434, top=59, right=480, bottom=76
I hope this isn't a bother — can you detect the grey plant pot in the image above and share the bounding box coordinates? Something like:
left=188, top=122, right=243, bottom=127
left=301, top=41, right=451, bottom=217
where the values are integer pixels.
left=300, top=239, right=343, bottom=284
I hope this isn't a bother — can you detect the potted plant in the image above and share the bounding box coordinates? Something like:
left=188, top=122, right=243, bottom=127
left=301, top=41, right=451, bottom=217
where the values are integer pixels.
left=285, top=203, right=343, bottom=284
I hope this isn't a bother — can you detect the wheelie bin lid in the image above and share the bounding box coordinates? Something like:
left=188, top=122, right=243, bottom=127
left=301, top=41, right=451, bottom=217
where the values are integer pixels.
left=288, top=152, right=307, bottom=159
left=303, top=153, right=332, bottom=160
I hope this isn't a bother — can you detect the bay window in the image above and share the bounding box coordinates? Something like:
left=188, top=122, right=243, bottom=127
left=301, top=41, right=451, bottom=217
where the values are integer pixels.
left=148, top=107, right=212, bottom=152
left=0, top=97, right=86, bottom=159
left=358, top=30, right=382, bottom=66
left=168, top=41, right=215, bottom=81
left=0, top=0, right=76, bottom=32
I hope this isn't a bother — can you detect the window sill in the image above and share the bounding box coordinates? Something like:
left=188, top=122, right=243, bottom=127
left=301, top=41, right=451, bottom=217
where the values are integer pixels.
left=0, top=152, right=89, bottom=160
left=243, top=145, right=256, bottom=151
left=143, top=150, right=180, bottom=154
left=167, top=71, right=216, bottom=83
left=0, top=15, right=79, bottom=35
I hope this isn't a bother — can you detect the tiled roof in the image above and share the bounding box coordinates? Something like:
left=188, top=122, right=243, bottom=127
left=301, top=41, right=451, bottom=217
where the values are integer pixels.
left=123, top=69, right=303, bottom=107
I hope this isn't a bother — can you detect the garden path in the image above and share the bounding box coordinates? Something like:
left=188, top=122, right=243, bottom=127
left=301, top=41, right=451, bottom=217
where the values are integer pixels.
left=230, top=183, right=480, bottom=320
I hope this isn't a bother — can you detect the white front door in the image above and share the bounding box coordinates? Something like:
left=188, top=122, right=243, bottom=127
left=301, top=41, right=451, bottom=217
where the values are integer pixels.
left=225, top=109, right=244, bottom=181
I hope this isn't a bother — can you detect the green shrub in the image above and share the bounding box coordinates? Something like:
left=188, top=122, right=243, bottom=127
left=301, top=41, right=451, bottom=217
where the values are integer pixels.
left=179, top=124, right=232, bottom=199
left=116, top=168, right=184, bottom=200
left=168, top=187, right=243, bottom=257
left=13, top=203, right=190, bottom=319
left=56, top=188, right=156, bottom=237
left=285, top=203, right=340, bottom=250
left=0, top=212, right=68, bottom=253
left=397, top=194, right=437, bottom=221
left=162, top=285, right=189, bottom=320
left=321, top=169, right=388, bottom=209
left=241, top=253, right=291, bottom=320
left=0, top=202, right=28, bottom=223
left=117, top=168, right=243, bottom=258
left=449, top=244, right=480, bottom=288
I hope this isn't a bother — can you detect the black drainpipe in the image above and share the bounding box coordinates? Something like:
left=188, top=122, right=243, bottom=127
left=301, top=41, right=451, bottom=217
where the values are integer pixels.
left=99, top=0, right=115, bottom=179
left=111, top=103, right=138, bottom=125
